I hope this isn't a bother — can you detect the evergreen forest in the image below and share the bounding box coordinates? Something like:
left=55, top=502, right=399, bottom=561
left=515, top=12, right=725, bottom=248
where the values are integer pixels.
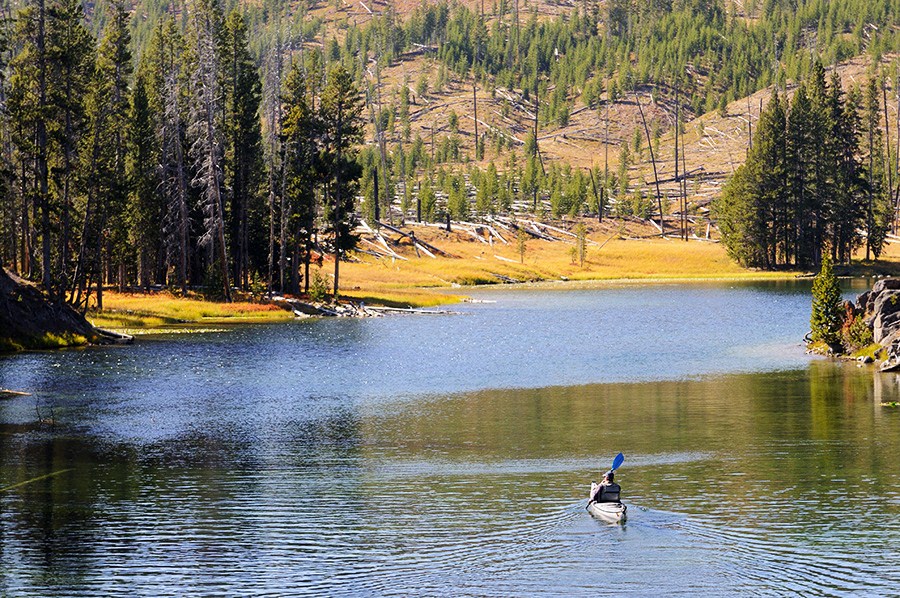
left=5, top=0, right=900, bottom=308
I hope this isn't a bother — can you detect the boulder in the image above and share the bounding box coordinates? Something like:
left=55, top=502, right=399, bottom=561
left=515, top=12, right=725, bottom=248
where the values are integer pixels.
left=854, top=278, right=900, bottom=360
left=0, top=267, right=109, bottom=351
left=872, top=278, right=900, bottom=293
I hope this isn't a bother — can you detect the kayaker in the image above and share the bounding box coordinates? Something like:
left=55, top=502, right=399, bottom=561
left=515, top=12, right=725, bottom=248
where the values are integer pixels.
left=589, top=470, right=621, bottom=503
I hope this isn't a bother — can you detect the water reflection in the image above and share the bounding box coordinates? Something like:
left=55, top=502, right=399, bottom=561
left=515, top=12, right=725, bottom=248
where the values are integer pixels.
left=2, top=283, right=900, bottom=595
left=2, top=362, right=900, bottom=595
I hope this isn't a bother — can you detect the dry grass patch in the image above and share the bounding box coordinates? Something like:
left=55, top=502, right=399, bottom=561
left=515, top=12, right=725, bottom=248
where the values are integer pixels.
left=340, top=224, right=802, bottom=297
left=89, top=292, right=293, bottom=330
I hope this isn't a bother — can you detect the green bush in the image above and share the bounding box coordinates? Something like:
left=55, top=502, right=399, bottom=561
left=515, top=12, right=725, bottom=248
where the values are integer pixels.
left=842, top=314, right=874, bottom=352
left=309, top=270, right=330, bottom=303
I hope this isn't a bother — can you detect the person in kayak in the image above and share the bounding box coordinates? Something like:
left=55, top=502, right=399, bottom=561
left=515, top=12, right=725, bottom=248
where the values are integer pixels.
left=589, top=470, right=621, bottom=503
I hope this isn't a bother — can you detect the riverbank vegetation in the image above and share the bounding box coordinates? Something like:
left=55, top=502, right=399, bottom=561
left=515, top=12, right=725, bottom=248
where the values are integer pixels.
left=8, top=0, right=900, bottom=342
left=808, top=255, right=881, bottom=359
left=717, top=64, right=895, bottom=269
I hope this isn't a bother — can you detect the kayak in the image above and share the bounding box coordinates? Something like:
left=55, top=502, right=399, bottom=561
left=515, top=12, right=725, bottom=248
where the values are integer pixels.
left=587, top=499, right=627, bottom=523
left=588, top=453, right=628, bottom=523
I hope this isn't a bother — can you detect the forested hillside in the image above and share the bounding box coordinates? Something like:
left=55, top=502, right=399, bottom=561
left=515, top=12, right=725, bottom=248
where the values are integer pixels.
left=4, top=0, right=900, bottom=309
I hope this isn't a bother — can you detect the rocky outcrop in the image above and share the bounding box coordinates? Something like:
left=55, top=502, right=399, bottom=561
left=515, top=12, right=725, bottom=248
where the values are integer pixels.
left=856, top=278, right=900, bottom=365
left=0, top=267, right=124, bottom=351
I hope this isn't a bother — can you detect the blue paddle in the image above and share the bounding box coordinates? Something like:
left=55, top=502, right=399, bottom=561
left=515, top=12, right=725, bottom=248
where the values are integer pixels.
left=611, top=452, right=624, bottom=472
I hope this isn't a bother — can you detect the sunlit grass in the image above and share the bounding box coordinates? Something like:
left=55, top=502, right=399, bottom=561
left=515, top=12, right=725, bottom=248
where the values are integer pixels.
left=850, top=343, right=884, bottom=361
left=340, top=232, right=802, bottom=298
left=0, top=332, right=90, bottom=352
left=89, top=292, right=293, bottom=330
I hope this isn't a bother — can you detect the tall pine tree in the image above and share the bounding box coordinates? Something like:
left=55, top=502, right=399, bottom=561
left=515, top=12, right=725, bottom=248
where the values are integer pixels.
left=320, top=64, right=363, bottom=298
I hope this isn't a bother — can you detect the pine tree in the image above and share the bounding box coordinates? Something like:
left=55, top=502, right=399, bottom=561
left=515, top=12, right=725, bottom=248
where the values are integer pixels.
left=146, top=18, right=190, bottom=294
left=810, top=255, right=844, bottom=346
left=320, top=64, right=364, bottom=299
left=786, top=83, right=815, bottom=266
left=717, top=90, right=786, bottom=267
left=76, top=0, right=132, bottom=307
left=126, top=68, right=161, bottom=289
left=826, top=74, right=864, bottom=264
left=862, top=77, right=892, bottom=260
left=282, top=62, right=320, bottom=295
left=222, top=9, right=262, bottom=291
left=9, top=0, right=53, bottom=293
left=47, top=0, right=94, bottom=299
left=261, top=17, right=284, bottom=295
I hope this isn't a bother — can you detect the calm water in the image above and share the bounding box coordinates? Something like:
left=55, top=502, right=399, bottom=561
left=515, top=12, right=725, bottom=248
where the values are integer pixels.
left=2, top=280, right=899, bottom=596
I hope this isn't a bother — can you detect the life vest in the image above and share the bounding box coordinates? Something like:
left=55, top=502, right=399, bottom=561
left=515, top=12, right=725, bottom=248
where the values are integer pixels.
left=596, top=482, right=620, bottom=503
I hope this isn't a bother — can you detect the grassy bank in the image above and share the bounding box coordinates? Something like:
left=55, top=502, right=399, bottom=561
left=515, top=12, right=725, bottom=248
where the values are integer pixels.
left=88, top=293, right=294, bottom=332
left=88, top=227, right=900, bottom=334
left=338, top=232, right=802, bottom=296
left=0, top=332, right=91, bottom=352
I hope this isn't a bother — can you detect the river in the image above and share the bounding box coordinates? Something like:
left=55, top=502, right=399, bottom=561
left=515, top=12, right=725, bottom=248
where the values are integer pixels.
left=2, top=280, right=899, bottom=596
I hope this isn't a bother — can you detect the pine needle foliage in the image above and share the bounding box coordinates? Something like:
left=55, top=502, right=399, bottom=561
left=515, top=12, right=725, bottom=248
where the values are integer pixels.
left=810, top=255, right=844, bottom=345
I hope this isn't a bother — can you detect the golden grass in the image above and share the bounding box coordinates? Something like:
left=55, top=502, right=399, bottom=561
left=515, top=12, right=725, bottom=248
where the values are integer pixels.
left=339, top=227, right=802, bottom=299
left=88, top=292, right=293, bottom=330
left=0, top=332, right=90, bottom=352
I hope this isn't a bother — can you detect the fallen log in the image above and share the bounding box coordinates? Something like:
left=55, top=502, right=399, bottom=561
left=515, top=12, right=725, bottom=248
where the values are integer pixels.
left=491, top=273, right=521, bottom=283
left=377, top=221, right=451, bottom=257
left=360, top=238, right=402, bottom=260
left=364, top=305, right=459, bottom=315
left=374, top=232, right=408, bottom=260
left=94, top=328, right=134, bottom=345
left=492, top=217, right=557, bottom=241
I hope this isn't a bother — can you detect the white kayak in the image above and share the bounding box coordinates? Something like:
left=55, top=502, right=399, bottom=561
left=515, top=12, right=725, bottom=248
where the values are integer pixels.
left=587, top=500, right=627, bottom=523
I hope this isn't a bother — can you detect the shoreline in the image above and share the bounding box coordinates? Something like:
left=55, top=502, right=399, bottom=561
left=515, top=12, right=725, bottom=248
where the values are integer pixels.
left=90, top=272, right=836, bottom=335
left=46, top=231, right=900, bottom=337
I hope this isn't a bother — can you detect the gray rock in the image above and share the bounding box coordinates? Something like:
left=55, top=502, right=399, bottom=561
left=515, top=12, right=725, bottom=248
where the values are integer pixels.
left=872, top=278, right=900, bottom=294
left=851, top=278, right=900, bottom=354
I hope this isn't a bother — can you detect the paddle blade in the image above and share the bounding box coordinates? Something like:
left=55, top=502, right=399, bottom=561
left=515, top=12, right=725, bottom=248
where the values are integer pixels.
left=611, top=452, right=624, bottom=471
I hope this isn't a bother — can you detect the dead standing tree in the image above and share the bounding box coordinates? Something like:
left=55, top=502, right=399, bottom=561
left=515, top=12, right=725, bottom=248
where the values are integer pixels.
left=155, top=19, right=190, bottom=295
left=188, top=0, right=231, bottom=302
left=633, top=87, right=664, bottom=236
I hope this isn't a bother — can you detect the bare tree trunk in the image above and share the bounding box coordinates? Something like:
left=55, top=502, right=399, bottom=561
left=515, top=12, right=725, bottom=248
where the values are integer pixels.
left=884, top=80, right=893, bottom=236
left=37, top=0, right=51, bottom=294
left=634, top=88, right=664, bottom=236
left=675, top=84, right=681, bottom=240
left=190, top=4, right=231, bottom=302
left=473, top=78, right=479, bottom=160
left=603, top=96, right=609, bottom=221
left=895, top=72, right=900, bottom=233
left=304, top=237, right=311, bottom=294
left=264, top=20, right=283, bottom=296
left=20, top=155, right=30, bottom=277
left=279, top=180, right=286, bottom=293
left=268, top=188, right=275, bottom=295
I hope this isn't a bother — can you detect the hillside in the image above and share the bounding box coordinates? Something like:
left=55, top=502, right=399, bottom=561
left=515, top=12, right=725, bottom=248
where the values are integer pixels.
left=119, top=0, right=900, bottom=227
left=7, top=0, right=900, bottom=312
left=239, top=0, right=900, bottom=231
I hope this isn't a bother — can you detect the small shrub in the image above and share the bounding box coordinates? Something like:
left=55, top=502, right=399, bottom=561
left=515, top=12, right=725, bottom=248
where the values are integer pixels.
left=517, top=229, right=527, bottom=263
left=309, top=270, right=330, bottom=303
left=249, top=272, right=267, bottom=301
left=842, top=314, right=874, bottom=352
